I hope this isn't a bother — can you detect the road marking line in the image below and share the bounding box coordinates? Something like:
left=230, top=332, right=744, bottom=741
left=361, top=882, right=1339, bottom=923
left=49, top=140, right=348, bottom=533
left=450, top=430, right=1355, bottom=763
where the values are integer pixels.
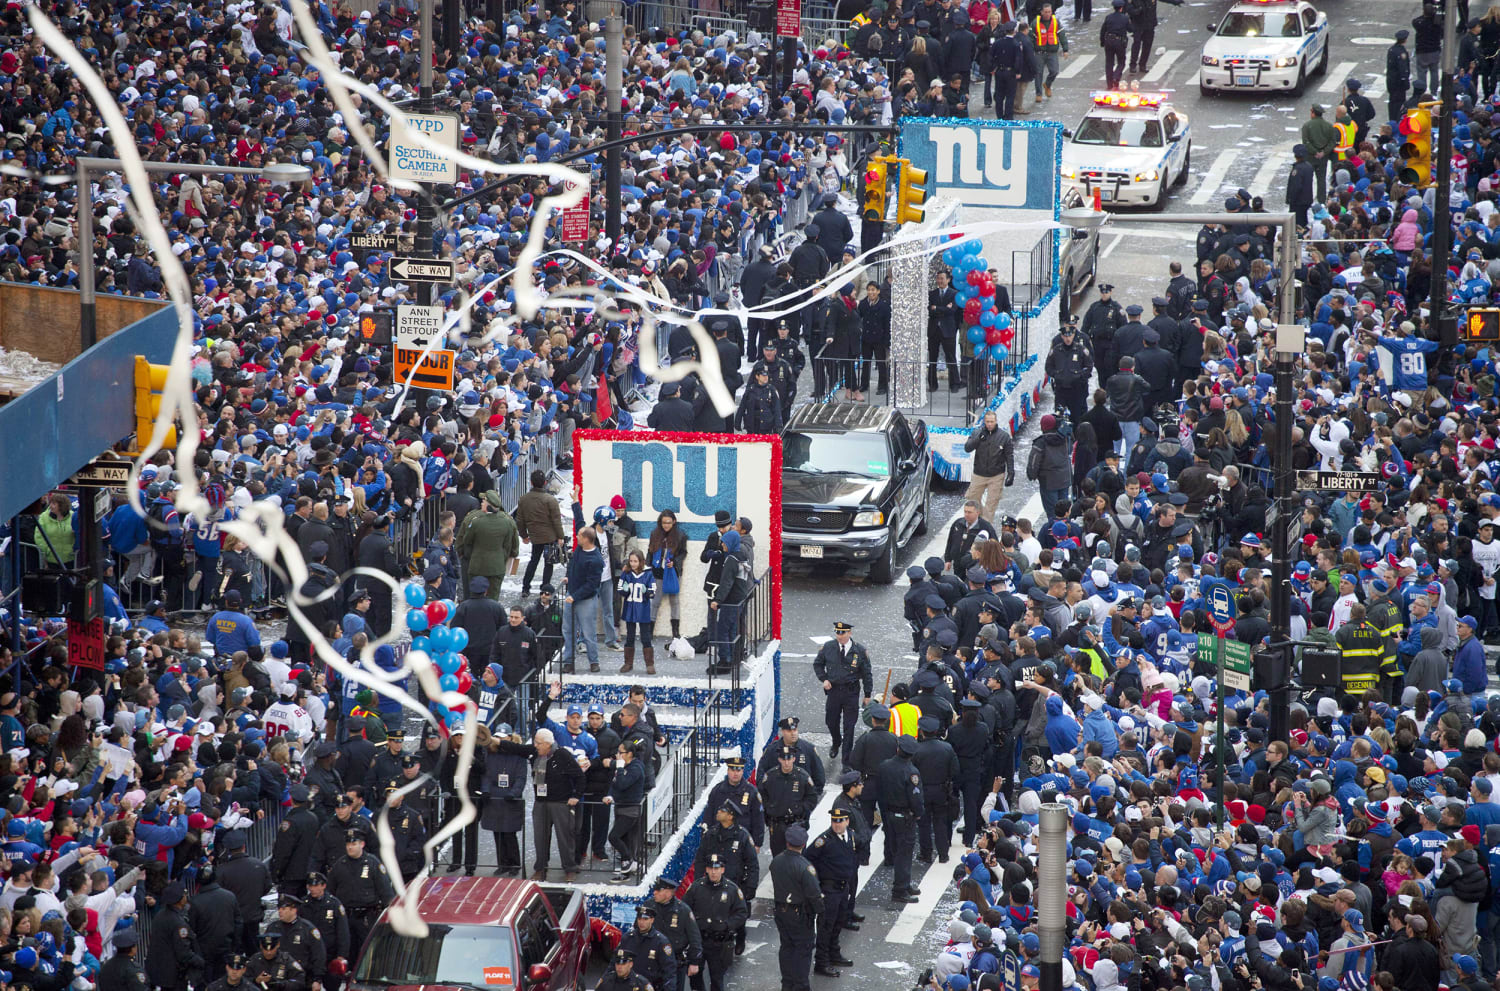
left=1249, top=151, right=1291, bottom=197
left=1188, top=150, right=1237, bottom=205
left=755, top=783, right=841, bottom=900
left=1318, top=62, right=1358, bottom=92
left=1143, top=50, right=1183, bottom=82
left=1099, top=234, right=1124, bottom=261
left=1057, top=53, right=1097, bottom=79
left=886, top=854, right=958, bottom=943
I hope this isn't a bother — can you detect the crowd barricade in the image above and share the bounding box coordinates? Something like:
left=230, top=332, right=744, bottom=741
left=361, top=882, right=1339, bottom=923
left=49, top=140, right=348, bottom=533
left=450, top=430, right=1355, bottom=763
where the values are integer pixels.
left=887, top=357, right=999, bottom=424
left=1009, top=232, right=1057, bottom=314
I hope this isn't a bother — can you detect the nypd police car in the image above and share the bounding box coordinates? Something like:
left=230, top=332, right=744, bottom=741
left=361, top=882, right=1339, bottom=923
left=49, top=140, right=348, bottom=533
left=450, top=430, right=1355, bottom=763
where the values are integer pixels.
left=1059, top=92, right=1191, bottom=211
left=1200, top=0, right=1330, bottom=96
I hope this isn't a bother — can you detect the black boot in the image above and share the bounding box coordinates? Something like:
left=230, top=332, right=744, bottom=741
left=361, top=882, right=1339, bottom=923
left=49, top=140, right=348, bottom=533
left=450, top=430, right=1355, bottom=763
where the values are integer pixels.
left=671, top=619, right=681, bottom=638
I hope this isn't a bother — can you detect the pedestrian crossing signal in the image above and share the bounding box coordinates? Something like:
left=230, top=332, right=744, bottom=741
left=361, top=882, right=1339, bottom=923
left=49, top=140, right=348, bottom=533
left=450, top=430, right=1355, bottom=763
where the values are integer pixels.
left=1397, top=106, right=1434, bottom=186
left=862, top=156, right=891, bottom=223
left=896, top=158, right=928, bottom=226
left=134, top=356, right=176, bottom=450
left=1465, top=308, right=1500, bottom=341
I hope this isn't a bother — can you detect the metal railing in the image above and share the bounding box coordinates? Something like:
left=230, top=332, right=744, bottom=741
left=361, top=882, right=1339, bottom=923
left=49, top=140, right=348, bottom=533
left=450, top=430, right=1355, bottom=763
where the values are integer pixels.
left=1010, top=232, right=1057, bottom=314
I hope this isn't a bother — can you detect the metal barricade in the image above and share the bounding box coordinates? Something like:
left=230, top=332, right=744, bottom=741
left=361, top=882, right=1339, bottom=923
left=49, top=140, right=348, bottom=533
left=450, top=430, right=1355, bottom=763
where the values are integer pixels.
left=1009, top=232, right=1057, bottom=314
left=887, top=357, right=995, bottom=422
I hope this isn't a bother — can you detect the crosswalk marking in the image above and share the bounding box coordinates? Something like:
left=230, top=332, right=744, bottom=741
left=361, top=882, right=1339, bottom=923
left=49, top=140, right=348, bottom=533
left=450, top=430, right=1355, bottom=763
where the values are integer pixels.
left=1189, top=150, right=1237, bottom=205
left=1318, top=62, right=1359, bottom=92
left=1057, top=53, right=1097, bottom=79
left=886, top=855, right=960, bottom=943
left=1142, top=50, right=1183, bottom=83
left=1249, top=151, right=1292, bottom=198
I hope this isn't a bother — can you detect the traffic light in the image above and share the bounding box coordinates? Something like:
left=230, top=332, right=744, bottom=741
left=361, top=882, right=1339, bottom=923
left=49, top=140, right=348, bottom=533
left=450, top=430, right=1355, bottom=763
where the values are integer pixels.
left=355, top=310, right=392, bottom=345
left=862, top=155, right=890, bottom=223
left=1466, top=307, right=1500, bottom=341
left=895, top=157, right=928, bottom=226
left=1397, top=105, right=1434, bottom=186
left=134, top=356, right=176, bottom=450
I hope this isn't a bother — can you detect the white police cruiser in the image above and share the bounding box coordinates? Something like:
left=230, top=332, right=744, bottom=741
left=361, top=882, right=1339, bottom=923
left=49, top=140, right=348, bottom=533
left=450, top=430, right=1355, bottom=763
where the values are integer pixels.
left=1200, top=0, right=1330, bottom=96
left=1059, top=91, right=1191, bottom=212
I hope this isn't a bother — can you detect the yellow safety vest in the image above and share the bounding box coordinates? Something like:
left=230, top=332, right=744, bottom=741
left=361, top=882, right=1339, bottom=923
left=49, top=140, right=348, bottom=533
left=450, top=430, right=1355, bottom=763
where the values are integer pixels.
left=852, top=11, right=871, bottom=28
left=889, top=701, right=922, bottom=737
left=1334, top=121, right=1356, bottom=158
left=1036, top=15, right=1059, bottom=46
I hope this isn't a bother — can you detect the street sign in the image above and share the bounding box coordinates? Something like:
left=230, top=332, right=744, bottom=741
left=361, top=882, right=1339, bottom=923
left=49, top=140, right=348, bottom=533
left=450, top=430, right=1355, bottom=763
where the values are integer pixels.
left=389, top=111, right=460, bottom=185
left=394, top=346, right=456, bottom=391
left=560, top=179, right=590, bottom=243
left=93, top=488, right=110, bottom=521
left=350, top=231, right=414, bottom=252
left=1001, top=949, right=1020, bottom=991
left=70, top=457, right=131, bottom=488
left=389, top=256, right=455, bottom=285
left=1296, top=470, right=1384, bottom=492
left=67, top=617, right=106, bottom=670
left=776, top=0, right=801, bottom=36
left=1206, top=580, right=1236, bottom=627
left=1196, top=637, right=1252, bottom=691
left=395, top=304, right=447, bottom=351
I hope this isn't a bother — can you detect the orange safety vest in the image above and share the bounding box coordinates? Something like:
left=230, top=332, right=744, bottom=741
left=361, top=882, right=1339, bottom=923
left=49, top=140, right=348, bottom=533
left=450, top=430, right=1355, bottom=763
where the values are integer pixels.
left=1035, top=15, right=1059, bottom=46
left=889, top=700, right=922, bottom=737
left=1334, top=120, right=1356, bottom=158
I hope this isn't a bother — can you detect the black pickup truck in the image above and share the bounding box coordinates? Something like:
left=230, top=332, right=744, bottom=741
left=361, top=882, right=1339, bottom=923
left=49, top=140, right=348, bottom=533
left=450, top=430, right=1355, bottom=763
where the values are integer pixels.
left=780, top=403, right=933, bottom=584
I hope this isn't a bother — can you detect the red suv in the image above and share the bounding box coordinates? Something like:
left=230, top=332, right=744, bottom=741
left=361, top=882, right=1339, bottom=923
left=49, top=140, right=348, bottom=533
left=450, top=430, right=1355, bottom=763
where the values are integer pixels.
left=349, top=877, right=591, bottom=991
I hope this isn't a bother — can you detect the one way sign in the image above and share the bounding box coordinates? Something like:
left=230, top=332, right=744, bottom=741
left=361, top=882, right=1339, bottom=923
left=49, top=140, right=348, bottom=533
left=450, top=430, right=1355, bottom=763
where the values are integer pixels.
left=389, top=256, right=455, bottom=285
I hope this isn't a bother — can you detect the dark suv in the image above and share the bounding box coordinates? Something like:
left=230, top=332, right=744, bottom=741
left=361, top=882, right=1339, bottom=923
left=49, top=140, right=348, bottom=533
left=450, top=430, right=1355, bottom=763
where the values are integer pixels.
left=780, top=403, right=933, bottom=584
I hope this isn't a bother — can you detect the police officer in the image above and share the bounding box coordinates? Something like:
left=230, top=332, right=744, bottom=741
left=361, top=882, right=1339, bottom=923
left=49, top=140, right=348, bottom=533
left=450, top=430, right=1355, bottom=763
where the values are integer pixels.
left=848, top=706, right=898, bottom=830
left=304, top=742, right=345, bottom=822
left=146, top=881, right=204, bottom=991
left=649, top=878, right=702, bottom=991
left=913, top=717, right=960, bottom=863
left=266, top=894, right=327, bottom=988
left=1081, top=284, right=1125, bottom=381
left=204, top=953, right=253, bottom=991
left=217, top=829, right=271, bottom=955
left=827, top=771, right=871, bottom=928
left=694, top=800, right=759, bottom=955
left=191, top=864, right=243, bottom=981
left=380, top=780, right=428, bottom=880
left=948, top=700, right=991, bottom=846
left=805, top=811, right=858, bottom=977
left=364, top=725, right=406, bottom=797
left=1387, top=29, right=1412, bottom=123
left=876, top=736, right=925, bottom=904
left=704, top=757, right=765, bottom=847
left=619, top=905, right=678, bottom=991
left=734, top=364, right=783, bottom=435
left=682, top=855, right=748, bottom=991
left=1100, top=0, right=1133, bottom=87
left=596, top=948, right=653, bottom=991
left=769, top=824, right=822, bottom=991
left=759, top=746, right=817, bottom=856
left=302, top=874, right=351, bottom=985
left=327, top=830, right=396, bottom=952
left=1045, top=322, right=1094, bottom=425
left=753, top=342, right=797, bottom=420
left=812, top=621, right=874, bottom=767
left=272, top=783, right=319, bottom=899
left=1343, top=78, right=1376, bottom=148
left=756, top=718, right=825, bottom=789
left=310, top=794, right=376, bottom=874
left=99, top=929, right=149, bottom=991
left=246, top=932, right=309, bottom=991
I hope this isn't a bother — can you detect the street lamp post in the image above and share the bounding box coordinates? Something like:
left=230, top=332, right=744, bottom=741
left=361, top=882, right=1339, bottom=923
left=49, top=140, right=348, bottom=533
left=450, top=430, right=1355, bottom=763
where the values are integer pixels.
left=1269, top=322, right=1306, bottom=744
left=76, top=158, right=311, bottom=349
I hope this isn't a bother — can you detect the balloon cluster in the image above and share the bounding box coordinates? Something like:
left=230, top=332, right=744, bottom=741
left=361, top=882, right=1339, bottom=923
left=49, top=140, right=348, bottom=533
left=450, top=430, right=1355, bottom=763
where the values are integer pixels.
left=402, top=582, right=472, bottom=732
left=946, top=238, right=1015, bottom=362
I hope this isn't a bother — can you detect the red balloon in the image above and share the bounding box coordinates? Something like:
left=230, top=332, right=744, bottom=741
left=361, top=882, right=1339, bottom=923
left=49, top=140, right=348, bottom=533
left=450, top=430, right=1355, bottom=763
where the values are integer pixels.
left=456, top=668, right=474, bottom=693
left=985, top=327, right=1004, bottom=345
left=965, top=270, right=981, bottom=287
left=998, top=328, right=1015, bottom=345
left=964, top=300, right=983, bottom=323
left=978, top=280, right=995, bottom=297
left=425, top=600, right=449, bottom=626
left=449, top=699, right=470, bottom=713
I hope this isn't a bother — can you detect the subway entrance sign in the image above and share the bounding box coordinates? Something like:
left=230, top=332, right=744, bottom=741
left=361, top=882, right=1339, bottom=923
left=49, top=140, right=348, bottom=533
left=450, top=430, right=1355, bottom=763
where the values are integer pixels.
left=394, top=346, right=455, bottom=391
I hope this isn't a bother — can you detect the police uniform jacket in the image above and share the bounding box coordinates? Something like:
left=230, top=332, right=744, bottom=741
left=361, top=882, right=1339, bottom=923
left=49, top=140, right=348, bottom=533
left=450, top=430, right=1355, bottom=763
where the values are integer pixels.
left=755, top=736, right=825, bottom=789
left=99, top=954, right=149, bottom=991
left=328, top=851, right=396, bottom=911
left=769, top=849, right=824, bottom=914
left=875, top=754, right=926, bottom=818
left=205, top=979, right=252, bottom=991
left=849, top=729, right=898, bottom=780
left=267, top=917, right=326, bottom=980
left=304, top=892, right=351, bottom=962
left=303, top=763, right=345, bottom=821
left=812, top=638, right=874, bottom=695
left=829, top=794, right=872, bottom=864
left=387, top=804, right=426, bottom=875
left=216, top=849, right=271, bottom=928
left=705, top=777, right=765, bottom=845
left=311, top=812, right=377, bottom=872
left=595, top=971, right=653, bottom=991
left=804, top=828, right=858, bottom=892
left=619, top=929, right=677, bottom=991
left=754, top=357, right=797, bottom=413
left=189, top=880, right=241, bottom=964
left=913, top=737, right=960, bottom=803
left=364, top=749, right=405, bottom=798
left=272, top=805, right=319, bottom=882
left=1045, top=337, right=1093, bottom=392
left=246, top=952, right=308, bottom=991
left=654, top=896, right=703, bottom=967
left=758, top=765, right=817, bottom=823
left=683, top=876, right=749, bottom=937
left=145, top=905, right=204, bottom=989
left=694, top=822, right=761, bottom=893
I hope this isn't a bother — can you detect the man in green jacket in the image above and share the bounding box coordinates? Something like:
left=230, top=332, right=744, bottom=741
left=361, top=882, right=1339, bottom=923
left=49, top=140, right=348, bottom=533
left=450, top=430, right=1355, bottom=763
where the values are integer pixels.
left=455, top=491, right=521, bottom=601
left=37, top=492, right=76, bottom=567
left=1300, top=104, right=1340, bottom=202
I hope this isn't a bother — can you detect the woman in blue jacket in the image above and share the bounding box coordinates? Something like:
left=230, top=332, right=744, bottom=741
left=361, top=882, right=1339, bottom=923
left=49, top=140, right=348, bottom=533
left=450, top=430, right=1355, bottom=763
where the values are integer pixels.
left=617, top=551, right=657, bottom=675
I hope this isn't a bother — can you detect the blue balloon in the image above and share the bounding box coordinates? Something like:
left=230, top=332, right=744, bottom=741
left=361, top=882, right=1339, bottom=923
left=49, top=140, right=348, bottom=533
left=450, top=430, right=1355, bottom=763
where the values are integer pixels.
left=973, top=257, right=988, bottom=271
left=996, top=312, right=1013, bottom=330
left=991, top=343, right=1010, bottom=360
left=433, top=703, right=449, bottom=718
left=437, top=651, right=464, bottom=675
left=439, top=673, right=460, bottom=693
left=966, top=325, right=986, bottom=345
left=411, top=636, right=431, bottom=655
left=406, top=609, right=429, bottom=632
left=955, top=289, right=973, bottom=306
left=447, top=712, right=465, bottom=729
left=404, top=584, right=426, bottom=608
left=980, top=310, right=998, bottom=328
left=450, top=627, right=470, bottom=651
left=441, top=599, right=457, bottom=619
left=966, top=240, right=982, bottom=256
left=429, top=625, right=454, bottom=652
left=944, top=248, right=963, bottom=265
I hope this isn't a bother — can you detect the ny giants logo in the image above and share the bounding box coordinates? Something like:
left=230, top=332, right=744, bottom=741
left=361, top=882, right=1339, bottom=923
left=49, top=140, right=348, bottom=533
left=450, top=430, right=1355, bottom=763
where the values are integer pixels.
left=927, top=125, right=1030, bottom=207
left=613, top=442, right=736, bottom=540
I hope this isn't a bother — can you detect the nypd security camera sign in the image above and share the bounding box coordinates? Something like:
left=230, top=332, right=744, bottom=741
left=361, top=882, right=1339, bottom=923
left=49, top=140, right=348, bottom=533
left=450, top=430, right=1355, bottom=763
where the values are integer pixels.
left=389, top=112, right=460, bottom=185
